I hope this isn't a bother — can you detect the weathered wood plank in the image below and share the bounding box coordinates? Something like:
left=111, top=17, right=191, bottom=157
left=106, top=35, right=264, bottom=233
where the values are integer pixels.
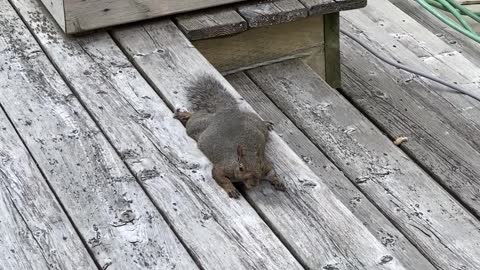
left=112, top=19, right=411, bottom=270
left=0, top=108, right=87, bottom=270
left=176, top=0, right=369, bottom=42
left=63, top=0, right=247, bottom=33
left=348, top=0, right=480, bottom=124
left=226, top=72, right=435, bottom=270
left=11, top=0, right=305, bottom=269
left=299, top=0, right=367, bottom=15
left=341, top=3, right=480, bottom=216
left=0, top=109, right=96, bottom=270
left=0, top=183, right=51, bottom=270
left=1, top=1, right=199, bottom=269
left=342, top=6, right=480, bottom=152
left=323, top=12, right=341, bottom=88
left=175, top=8, right=247, bottom=41
left=193, top=15, right=325, bottom=74
left=38, top=0, right=65, bottom=31
left=246, top=59, right=480, bottom=270
left=388, top=0, right=480, bottom=68
left=237, top=0, right=308, bottom=28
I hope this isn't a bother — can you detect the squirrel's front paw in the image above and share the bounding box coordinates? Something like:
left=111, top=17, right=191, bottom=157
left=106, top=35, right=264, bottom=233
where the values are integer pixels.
left=272, top=181, right=287, bottom=192
left=174, top=110, right=192, bottom=126
left=227, top=189, right=241, bottom=199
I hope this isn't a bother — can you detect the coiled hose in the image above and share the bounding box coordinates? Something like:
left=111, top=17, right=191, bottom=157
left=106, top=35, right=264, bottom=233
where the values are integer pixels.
left=416, top=0, right=480, bottom=43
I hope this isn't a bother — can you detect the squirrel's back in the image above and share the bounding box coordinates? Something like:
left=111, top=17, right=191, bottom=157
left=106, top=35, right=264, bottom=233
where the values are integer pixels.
left=186, top=74, right=238, bottom=113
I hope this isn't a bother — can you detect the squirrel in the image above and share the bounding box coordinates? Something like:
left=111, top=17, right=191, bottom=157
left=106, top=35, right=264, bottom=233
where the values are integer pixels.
left=174, top=74, right=286, bottom=198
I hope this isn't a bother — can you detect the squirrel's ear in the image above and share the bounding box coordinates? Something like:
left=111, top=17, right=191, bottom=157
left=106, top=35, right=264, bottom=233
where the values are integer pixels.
left=237, top=144, right=245, bottom=160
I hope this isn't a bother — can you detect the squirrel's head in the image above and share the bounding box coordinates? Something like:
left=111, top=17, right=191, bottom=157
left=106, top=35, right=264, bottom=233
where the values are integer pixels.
left=234, top=144, right=261, bottom=189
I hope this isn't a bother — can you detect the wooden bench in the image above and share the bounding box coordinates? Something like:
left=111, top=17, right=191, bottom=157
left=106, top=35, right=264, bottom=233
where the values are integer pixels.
left=39, top=0, right=366, bottom=88
left=175, top=0, right=367, bottom=88
left=39, top=0, right=247, bottom=33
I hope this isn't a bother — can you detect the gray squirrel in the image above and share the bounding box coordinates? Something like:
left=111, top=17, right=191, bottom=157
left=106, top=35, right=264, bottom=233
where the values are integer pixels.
left=174, top=74, right=286, bottom=198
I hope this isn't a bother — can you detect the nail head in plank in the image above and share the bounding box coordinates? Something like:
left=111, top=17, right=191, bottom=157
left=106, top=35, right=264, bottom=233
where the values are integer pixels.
left=246, top=59, right=480, bottom=269
left=175, top=8, right=247, bottom=41
left=11, top=0, right=305, bottom=269
left=1, top=1, right=199, bottom=269
left=237, top=0, right=308, bottom=28
left=226, top=72, right=436, bottom=270
left=112, top=20, right=409, bottom=269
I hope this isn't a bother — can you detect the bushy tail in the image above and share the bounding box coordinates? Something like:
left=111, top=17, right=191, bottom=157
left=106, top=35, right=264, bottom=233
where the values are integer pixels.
left=186, top=74, right=238, bottom=113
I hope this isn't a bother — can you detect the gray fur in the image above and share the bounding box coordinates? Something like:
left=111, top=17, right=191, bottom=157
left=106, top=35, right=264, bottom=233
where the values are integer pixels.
left=179, top=75, right=285, bottom=196
left=186, top=74, right=238, bottom=113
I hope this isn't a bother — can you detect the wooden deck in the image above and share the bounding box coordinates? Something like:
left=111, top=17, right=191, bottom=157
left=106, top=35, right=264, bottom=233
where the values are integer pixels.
left=1, top=0, right=479, bottom=269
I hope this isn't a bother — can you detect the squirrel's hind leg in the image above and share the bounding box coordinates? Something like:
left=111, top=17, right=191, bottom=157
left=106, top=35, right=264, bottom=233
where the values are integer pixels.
left=212, top=165, right=241, bottom=199
left=262, top=162, right=287, bottom=192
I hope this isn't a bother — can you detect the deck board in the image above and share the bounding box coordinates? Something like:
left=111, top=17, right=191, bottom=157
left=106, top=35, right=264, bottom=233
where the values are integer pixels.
left=346, top=0, right=480, bottom=147
left=9, top=0, right=306, bottom=269
left=0, top=109, right=96, bottom=270
left=340, top=1, right=480, bottom=217
left=175, top=7, right=247, bottom=41
left=226, top=72, right=435, bottom=270
left=2, top=0, right=480, bottom=266
left=174, top=0, right=367, bottom=41
left=299, top=0, right=366, bottom=15
left=388, top=0, right=480, bottom=69
left=112, top=19, right=412, bottom=269
left=1, top=1, right=199, bottom=269
left=237, top=0, right=308, bottom=28
left=0, top=111, right=94, bottom=270
left=246, top=59, right=480, bottom=270
left=0, top=187, right=51, bottom=270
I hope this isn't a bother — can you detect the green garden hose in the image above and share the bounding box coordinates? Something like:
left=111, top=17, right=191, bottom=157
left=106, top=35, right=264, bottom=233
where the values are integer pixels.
left=416, top=0, right=480, bottom=43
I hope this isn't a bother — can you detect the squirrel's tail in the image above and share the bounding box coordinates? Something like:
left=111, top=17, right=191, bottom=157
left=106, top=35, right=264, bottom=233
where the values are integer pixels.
left=186, top=74, right=238, bottom=113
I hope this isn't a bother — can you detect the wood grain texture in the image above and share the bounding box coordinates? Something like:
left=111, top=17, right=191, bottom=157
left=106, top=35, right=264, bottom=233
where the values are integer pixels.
left=322, top=13, right=341, bottom=88
left=389, top=0, right=480, bottom=68
left=247, top=59, right=480, bottom=270
left=0, top=111, right=95, bottom=270
left=0, top=181, right=51, bottom=270
left=299, top=0, right=367, bottom=15
left=112, top=19, right=411, bottom=270
left=348, top=0, right=480, bottom=120
left=11, top=0, right=305, bottom=269
left=341, top=1, right=480, bottom=216
left=175, top=8, right=247, bottom=41
left=38, top=0, right=65, bottom=30
left=237, top=0, right=308, bottom=28
left=193, top=15, right=325, bottom=74
left=175, top=0, right=368, bottom=42
left=63, top=0, right=247, bottom=33
left=0, top=111, right=96, bottom=270
left=1, top=1, right=199, bottom=269
left=226, top=72, right=435, bottom=270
